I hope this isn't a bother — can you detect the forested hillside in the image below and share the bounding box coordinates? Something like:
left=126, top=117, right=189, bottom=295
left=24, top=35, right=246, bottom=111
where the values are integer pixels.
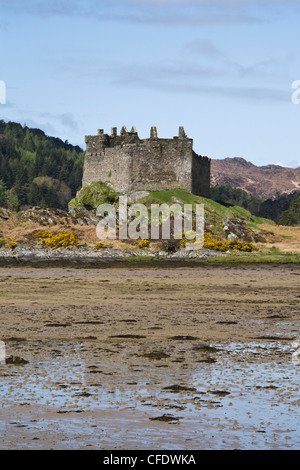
left=278, top=192, right=300, bottom=226
left=0, top=120, right=84, bottom=210
left=211, top=185, right=300, bottom=225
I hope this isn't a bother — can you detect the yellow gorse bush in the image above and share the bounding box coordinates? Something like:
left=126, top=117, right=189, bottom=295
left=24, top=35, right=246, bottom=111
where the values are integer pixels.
left=41, top=231, right=79, bottom=249
left=95, top=242, right=107, bottom=249
left=180, top=229, right=197, bottom=247
left=138, top=239, right=150, bottom=248
left=8, top=238, right=18, bottom=249
left=204, top=233, right=257, bottom=252
left=181, top=232, right=257, bottom=252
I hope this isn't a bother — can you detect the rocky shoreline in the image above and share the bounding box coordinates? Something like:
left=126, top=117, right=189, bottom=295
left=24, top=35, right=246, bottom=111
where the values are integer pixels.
left=0, top=244, right=223, bottom=265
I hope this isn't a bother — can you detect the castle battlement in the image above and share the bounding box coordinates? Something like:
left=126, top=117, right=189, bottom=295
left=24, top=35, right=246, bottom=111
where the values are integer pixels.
left=82, top=126, right=210, bottom=197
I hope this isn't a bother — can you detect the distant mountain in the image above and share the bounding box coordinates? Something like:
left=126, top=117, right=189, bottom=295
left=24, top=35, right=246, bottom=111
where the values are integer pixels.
left=211, top=157, right=300, bottom=200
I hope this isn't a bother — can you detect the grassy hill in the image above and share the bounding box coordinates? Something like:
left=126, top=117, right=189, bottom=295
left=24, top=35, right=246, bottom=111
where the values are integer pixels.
left=69, top=184, right=274, bottom=240
left=140, top=188, right=273, bottom=237
left=1, top=184, right=299, bottom=263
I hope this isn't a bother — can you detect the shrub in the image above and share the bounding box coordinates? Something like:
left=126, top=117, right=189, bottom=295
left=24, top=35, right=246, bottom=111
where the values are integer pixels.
left=41, top=231, right=79, bottom=249
left=95, top=242, right=107, bottom=249
left=138, top=239, right=150, bottom=248
left=8, top=238, right=18, bottom=250
left=80, top=181, right=119, bottom=210
left=180, top=232, right=257, bottom=252
left=33, top=230, right=52, bottom=239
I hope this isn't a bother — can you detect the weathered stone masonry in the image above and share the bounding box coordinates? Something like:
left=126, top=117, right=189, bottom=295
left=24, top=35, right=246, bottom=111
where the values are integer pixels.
left=82, top=126, right=210, bottom=197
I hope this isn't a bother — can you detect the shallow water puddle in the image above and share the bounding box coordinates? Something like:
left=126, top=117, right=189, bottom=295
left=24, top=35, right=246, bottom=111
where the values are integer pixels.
left=0, top=339, right=299, bottom=449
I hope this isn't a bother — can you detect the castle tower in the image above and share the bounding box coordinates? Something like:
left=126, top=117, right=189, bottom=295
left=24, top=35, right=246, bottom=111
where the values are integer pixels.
left=120, top=125, right=128, bottom=136
left=150, top=126, right=158, bottom=138
left=130, top=126, right=138, bottom=135
left=178, top=126, right=186, bottom=139
left=82, top=127, right=210, bottom=197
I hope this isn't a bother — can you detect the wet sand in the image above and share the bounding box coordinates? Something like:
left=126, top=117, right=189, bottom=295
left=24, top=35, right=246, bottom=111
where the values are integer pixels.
left=0, top=264, right=299, bottom=449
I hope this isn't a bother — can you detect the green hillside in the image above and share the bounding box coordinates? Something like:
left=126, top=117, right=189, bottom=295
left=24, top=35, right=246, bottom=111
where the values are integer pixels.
left=70, top=183, right=274, bottom=241
left=141, top=188, right=274, bottom=237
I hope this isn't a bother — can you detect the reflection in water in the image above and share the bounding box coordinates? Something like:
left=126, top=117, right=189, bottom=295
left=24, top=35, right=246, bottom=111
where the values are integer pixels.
left=0, top=340, right=299, bottom=449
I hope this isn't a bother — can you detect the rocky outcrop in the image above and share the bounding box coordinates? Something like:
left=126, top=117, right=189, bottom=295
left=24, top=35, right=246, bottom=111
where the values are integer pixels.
left=0, top=207, right=11, bottom=219
left=18, top=206, right=98, bottom=226
left=223, top=217, right=252, bottom=241
left=222, top=217, right=265, bottom=243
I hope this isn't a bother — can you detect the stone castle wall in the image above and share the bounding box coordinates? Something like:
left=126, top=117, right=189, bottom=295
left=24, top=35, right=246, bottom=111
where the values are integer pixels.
left=82, top=126, right=210, bottom=197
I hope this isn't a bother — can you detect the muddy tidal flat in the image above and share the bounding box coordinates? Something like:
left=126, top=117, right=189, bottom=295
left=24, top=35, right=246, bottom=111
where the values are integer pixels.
left=0, top=264, right=299, bottom=450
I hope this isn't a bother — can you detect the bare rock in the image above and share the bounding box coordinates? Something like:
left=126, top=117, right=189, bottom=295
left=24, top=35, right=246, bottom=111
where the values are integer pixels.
left=0, top=207, right=11, bottom=219
left=20, top=206, right=69, bottom=225
left=223, top=217, right=254, bottom=242
left=127, top=191, right=150, bottom=204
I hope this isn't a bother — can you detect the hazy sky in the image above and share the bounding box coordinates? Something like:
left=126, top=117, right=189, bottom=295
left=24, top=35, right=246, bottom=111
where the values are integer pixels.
left=1, top=0, right=300, bottom=167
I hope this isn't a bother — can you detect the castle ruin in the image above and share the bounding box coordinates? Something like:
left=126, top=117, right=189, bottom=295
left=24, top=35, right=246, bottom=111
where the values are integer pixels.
left=82, top=126, right=210, bottom=197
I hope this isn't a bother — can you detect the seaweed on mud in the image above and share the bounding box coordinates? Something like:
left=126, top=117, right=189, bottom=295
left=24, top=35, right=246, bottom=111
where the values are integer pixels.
left=75, top=392, right=93, bottom=397
left=57, top=410, right=84, bottom=414
left=5, top=356, right=29, bottom=365
left=3, top=337, right=27, bottom=342
left=196, top=356, right=217, bottom=363
left=109, top=334, right=146, bottom=339
left=208, top=390, right=230, bottom=396
left=255, top=385, right=279, bottom=390
left=253, top=335, right=293, bottom=341
left=119, top=319, right=137, bottom=323
left=192, top=342, right=220, bottom=352
left=140, top=351, right=170, bottom=360
left=162, top=384, right=197, bottom=393
left=169, top=335, right=198, bottom=341
left=149, top=414, right=181, bottom=422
